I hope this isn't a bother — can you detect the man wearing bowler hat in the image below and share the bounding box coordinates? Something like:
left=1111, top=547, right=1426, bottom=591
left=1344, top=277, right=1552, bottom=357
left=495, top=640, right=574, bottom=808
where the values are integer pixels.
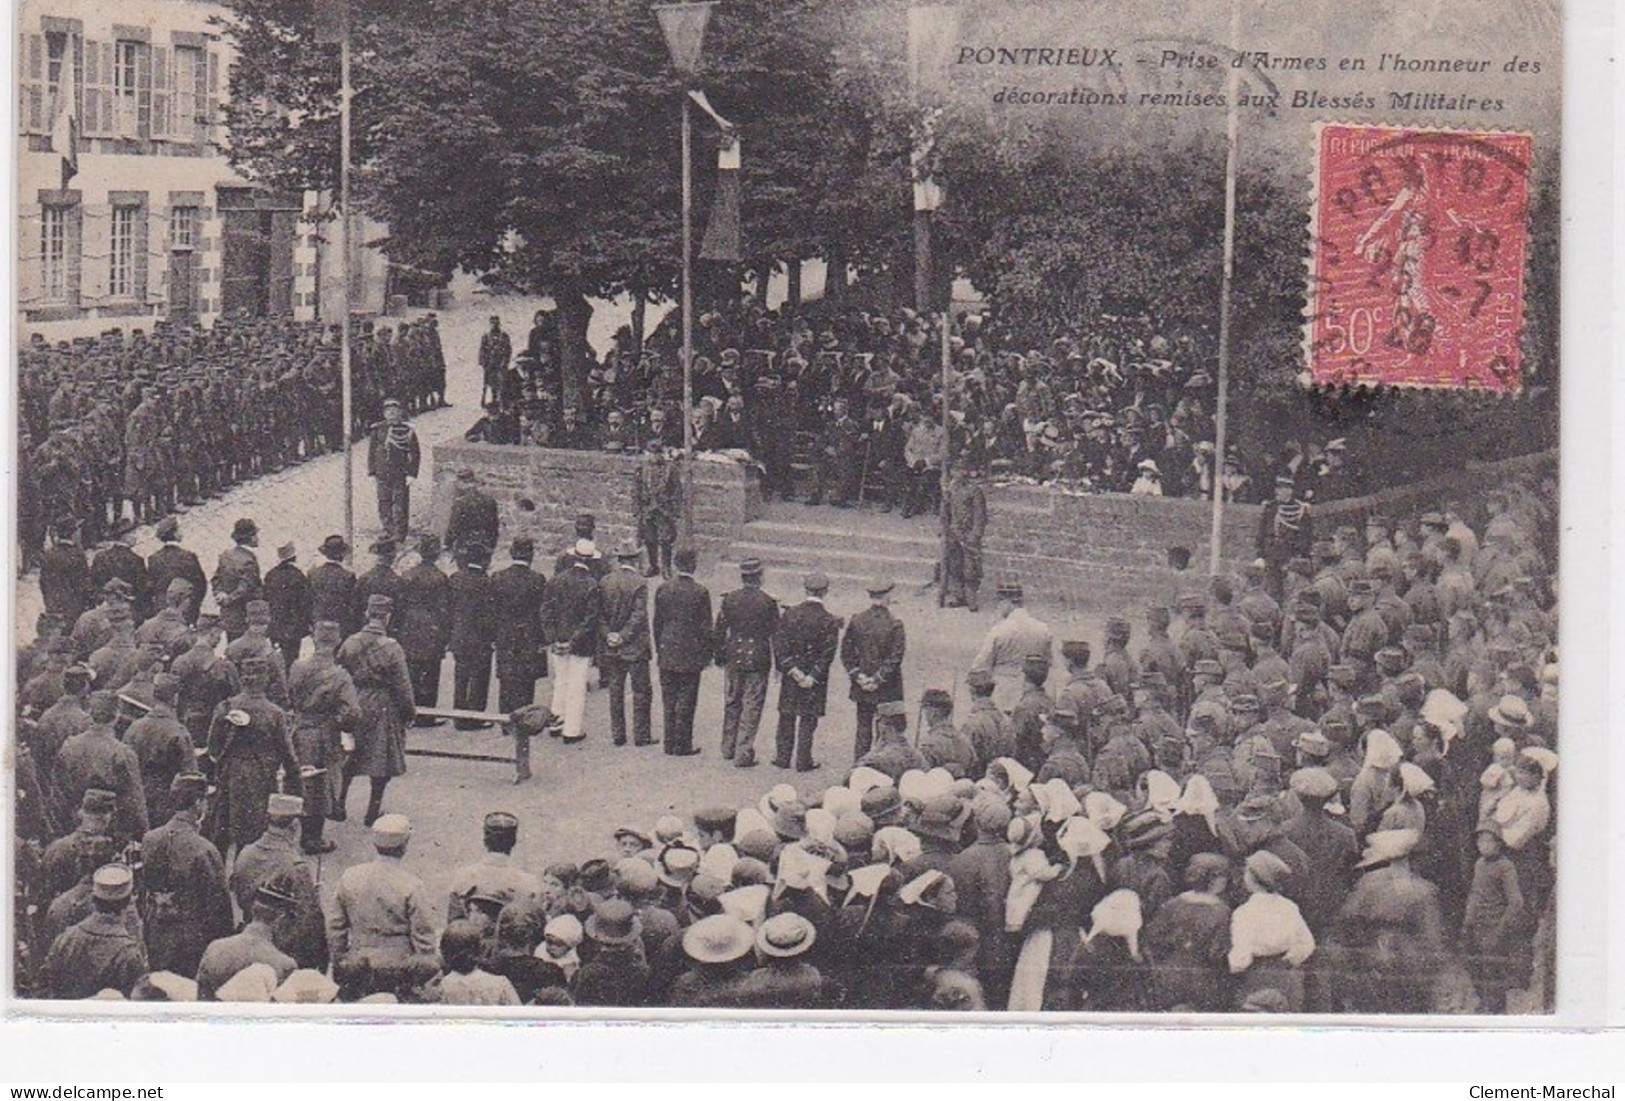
left=841, top=577, right=907, bottom=763
left=263, top=542, right=313, bottom=673
left=713, top=557, right=780, bottom=767
left=368, top=397, right=420, bottom=546
left=146, top=515, right=206, bottom=625
left=772, top=573, right=842, bottom=772
left=212, top=518, right=262, bottom=643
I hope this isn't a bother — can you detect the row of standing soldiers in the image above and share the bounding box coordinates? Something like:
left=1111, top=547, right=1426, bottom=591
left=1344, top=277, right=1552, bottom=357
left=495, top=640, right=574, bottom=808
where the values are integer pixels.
left=17, top=315, right=447, bottom=569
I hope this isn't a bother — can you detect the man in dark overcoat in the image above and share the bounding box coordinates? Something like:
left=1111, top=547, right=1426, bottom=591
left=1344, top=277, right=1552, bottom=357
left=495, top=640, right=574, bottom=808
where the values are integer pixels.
left=489, top=536, right=548, bottom=714
left=395, top=534, right=452, bottom=722
left=772, top=573, right=842, bottom=772
left=713, top=557, right=780, bottom=768
left=652, top=547, right=713, bottom=757
left=840, top=578, right=906, bottom=762
left=599, top=540, right=653, bottom=747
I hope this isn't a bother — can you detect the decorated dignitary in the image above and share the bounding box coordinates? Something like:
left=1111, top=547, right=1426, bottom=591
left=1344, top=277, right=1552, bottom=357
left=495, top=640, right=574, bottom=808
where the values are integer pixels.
left=286, top=620, right=362, bottom=853
left=653, top=546, right=714, bottom=757
left=327, top=813, right=441, bottom=1000
left=308, top=534, right=361, bottom=639
left=38, top=864, right=147, bottom=1000
left=448, top=541, right=497, bottom=729
left=205, top=656, right=302, bottom=857
left=396, top=534, right=453, bottom=723
left=137, top=770, right=233, bottom=977
left=971, top=580, right=1055, bottom=710
left=368, top=398, right=421, bottom=546
left=712, top=556, right=780, bottom=767
left=772, top=572, right=842, bottom=772
left=337, top=594, right=417, bottom=826
left=229, top=793, right=328, bottom=971
left=542, top=538, right=601, bottom=745
left=264, top=542, right=314, bottom=673
left=841, top=577, right=907, bottom=763
left=213, top=517, right=263, bottom=642
left=490, top=536, right=549, bottom=714
left=599, top=539, right=655, bottom=747
left=146, top=515, right=207, bottom=624
left=446, top=811, right=543, bottom=923
left=443, top=468, right=499, bottom=565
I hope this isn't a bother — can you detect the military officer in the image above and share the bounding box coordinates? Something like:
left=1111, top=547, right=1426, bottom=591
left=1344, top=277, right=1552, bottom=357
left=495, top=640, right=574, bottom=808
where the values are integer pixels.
left=38, top=864, right=147, bottom=1000
left=599, top=540, right=654, bottom=748
left=772, top=573, right=842, bottom=772
left=286, top=620, right=362, bottom=854
left=205, top=657, right=303, bottom=856
left=138, top=771, right=233, bottom=977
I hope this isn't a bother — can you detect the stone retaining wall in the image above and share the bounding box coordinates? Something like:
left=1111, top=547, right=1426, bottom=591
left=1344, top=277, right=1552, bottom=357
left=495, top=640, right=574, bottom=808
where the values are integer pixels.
left=428, top=444, right=761, bottom=557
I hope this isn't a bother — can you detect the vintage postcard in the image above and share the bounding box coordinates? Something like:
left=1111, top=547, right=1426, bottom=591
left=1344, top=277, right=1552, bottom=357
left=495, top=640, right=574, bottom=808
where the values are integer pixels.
left=8, top=0, right=1569, bottom=1023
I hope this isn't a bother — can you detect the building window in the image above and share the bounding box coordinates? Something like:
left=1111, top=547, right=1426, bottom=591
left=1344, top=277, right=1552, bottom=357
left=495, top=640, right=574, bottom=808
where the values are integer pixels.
left=46, top=32, right=68, bottom=103
left=113, top=40, right=147, bottom=136
left=110, top=204, right=138, bottom=297
left=170, top=205, right=199, bottom=249
left=41, top=205, right=71, bottom=300
left=173, top=46, right=202, bottom=143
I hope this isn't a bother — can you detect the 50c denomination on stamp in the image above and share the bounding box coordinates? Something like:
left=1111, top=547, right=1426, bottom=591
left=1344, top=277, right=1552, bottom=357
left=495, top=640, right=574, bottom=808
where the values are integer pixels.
left=1306, top=123, right=1533, bottom=393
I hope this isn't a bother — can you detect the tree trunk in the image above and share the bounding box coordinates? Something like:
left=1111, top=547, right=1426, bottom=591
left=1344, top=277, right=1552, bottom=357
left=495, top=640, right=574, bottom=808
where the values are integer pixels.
left=752, top=264, right=770, bottom=308
left=825, top=247, right=848, bottom=305
left=555, top=283, right=594, bottom=413
left=786, top=259, right=802, bottom=309
left=630, top=293, right=647, bottom=356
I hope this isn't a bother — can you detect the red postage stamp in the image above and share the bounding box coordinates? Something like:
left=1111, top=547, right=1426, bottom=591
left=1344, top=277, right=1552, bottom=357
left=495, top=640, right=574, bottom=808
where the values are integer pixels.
left=1306, top=124, right=1533, bottom=393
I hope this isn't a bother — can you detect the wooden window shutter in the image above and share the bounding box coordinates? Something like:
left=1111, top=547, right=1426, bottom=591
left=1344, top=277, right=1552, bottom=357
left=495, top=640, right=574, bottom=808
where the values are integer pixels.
left=24, top=33, right=45, bottom=133
left=67, top=203, right=83, bottom=307
left=81, top=36, right=101, bottom=136
left=151, top=45, right=170, bottom=139
left=205, top=49, right=219, bottom=146
left=100, top=41, right=115, bottom=134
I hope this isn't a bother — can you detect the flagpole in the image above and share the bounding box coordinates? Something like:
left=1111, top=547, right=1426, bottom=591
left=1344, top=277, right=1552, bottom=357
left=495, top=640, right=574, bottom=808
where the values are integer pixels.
left=681, top=90, right=694, bottom=455
left=938, top=309, right=951, bottom=608
left=340, top=31, right=354, bottom=559
left=1208, top=0, right=1241, bottom=576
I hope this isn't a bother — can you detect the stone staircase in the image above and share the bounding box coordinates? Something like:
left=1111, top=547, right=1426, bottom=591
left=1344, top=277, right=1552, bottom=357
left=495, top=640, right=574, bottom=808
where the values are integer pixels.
left=718, top=501, right=942, bottom=594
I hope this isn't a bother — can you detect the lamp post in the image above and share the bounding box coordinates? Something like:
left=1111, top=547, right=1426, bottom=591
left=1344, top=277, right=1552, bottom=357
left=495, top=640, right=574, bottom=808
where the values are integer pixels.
left=653, top=2, right=717, bottom=456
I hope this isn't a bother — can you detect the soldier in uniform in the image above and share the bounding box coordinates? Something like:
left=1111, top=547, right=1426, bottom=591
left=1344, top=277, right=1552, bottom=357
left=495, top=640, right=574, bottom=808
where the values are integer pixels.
left=138, top=771, right=233, bottom=978
left=336, top=595, right=417, bottom=826
left=712, top=557, right=779, bottom=767
left=771, top=573, right=842, bottom=772
left=123, top=674, right=197, bottom=827
left=38, top=516, right=91, bottom=628
left=971, top=581, right=1055, bottom=711
left=213, top=518, right=264, bottom=643
left=136, top=579, right=195, bottom=660
left=205, top=653, right=304, bottom=858
left=840, top=578, right=907, bottom=762
left=90, top=530, right=150, bottom=623
left=196, top=878, right=298, bottom=1001
left=229, top=793, right=327, bottom=971
left=635, top=438, right=682, bottom=579
left=395, top=534, right=452, bottom=724
left=355, top=540, right=404, bottom=638
left=489, top=536, right=548, bottom=715
left=542, top=540, right=601, bottom=746
left=959, top=668, right=1016, bottom=775
left=308, top=535, right=362, bottom=640
left=226, top=599, right=290, bottom=707
left=264, top=542, right=314, bottom=673
left=40, top=788, right=118, bottom=901
left=286, top=621, right=362, bottom=854
left=368, top=398, right=421, bottom=546
left=38, top=864, right=147, bottom=1000
left=943, top=466, right=988, bottom=610
left=479, top=316, right=513, bottom=409
left=446, top=811, right=543, bottom=923
left=598, top=540, right=654, bottom=748
left=326, top=814, right=441, bottom=1000
left=54, top=691, right=149, bottom=843
left=172, top=614, right=239, bottom=749
left=1257, top=475, right=1315, bottom=601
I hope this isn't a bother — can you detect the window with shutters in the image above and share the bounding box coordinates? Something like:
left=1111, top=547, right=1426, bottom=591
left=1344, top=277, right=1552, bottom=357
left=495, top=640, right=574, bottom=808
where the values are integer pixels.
left=40, top=202, right=81, bottom=305
left=20, top=33, right=45, bottom=134
left=173, top=45, right=202, bottom=144
left=110, top=204, right=138, bottom=298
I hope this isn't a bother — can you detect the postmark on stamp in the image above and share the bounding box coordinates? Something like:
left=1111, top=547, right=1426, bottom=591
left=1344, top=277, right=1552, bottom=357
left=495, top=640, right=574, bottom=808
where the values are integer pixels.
left=1306, top=124, right=1533, bottom=393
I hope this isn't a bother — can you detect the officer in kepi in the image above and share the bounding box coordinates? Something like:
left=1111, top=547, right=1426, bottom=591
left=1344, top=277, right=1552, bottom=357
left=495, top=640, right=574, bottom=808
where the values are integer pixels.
left=368, top=398, right=421, bottom=546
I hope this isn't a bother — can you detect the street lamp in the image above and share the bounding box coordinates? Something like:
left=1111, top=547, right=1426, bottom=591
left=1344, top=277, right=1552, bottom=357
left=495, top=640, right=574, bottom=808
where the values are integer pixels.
left=653, top=1, right=717, bottom=455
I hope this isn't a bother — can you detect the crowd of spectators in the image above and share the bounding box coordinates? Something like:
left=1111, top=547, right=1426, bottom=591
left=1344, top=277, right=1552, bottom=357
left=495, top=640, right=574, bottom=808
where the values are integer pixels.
left=13, top=463, right=1559, bottom=1014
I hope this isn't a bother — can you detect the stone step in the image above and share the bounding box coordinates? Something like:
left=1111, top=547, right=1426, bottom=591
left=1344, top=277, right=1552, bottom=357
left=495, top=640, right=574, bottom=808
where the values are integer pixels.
left=741, top=516, right=942, bottom=557
left=720, top=539, right=940, bottom=587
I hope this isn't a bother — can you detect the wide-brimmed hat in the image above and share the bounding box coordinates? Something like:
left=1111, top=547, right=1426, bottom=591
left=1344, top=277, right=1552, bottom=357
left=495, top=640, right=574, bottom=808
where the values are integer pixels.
left=585, top=897, right=643, bottom=946
left=231, top=518, right=259, bottom=542
left=1357, top=828, right=1422, bottom=868
left=755, top=912, right=817, bottom=959
left=682, top=913, right=755, bottom=964
left=916, top=793, right=969, bottom=842
left=1488, top=695, right=1533, bottom=728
